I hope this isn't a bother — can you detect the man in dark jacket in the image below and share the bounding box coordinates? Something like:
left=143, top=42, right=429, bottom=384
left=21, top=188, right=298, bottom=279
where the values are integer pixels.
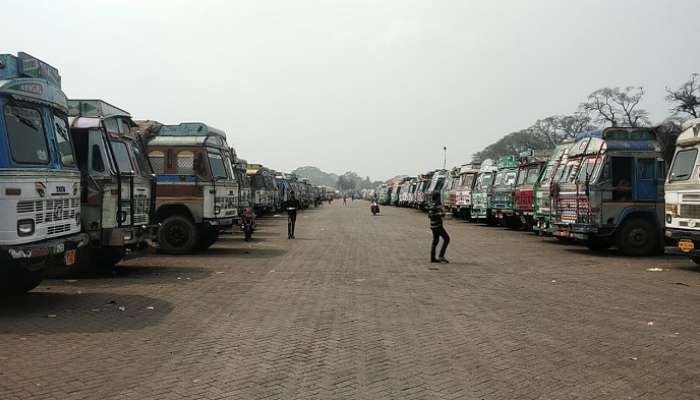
left=428, top=192, right=450, bottom=263
left=284, top=191, right=301, bottom=239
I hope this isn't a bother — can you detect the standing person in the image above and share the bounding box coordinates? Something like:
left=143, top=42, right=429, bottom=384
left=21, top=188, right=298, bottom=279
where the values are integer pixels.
left=428, top=192, right=450, bottom=263
left=284, top=191, right=301, bottom=239
left=343, top=194, right=347, bottom=206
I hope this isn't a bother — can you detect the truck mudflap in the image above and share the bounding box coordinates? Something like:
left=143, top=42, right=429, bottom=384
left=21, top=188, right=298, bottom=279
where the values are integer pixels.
left=1, top=233, right=89, bottom=272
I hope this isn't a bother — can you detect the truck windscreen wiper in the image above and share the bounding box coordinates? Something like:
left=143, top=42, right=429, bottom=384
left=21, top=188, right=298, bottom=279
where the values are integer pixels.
left=10, top=113, right=38, bottom=131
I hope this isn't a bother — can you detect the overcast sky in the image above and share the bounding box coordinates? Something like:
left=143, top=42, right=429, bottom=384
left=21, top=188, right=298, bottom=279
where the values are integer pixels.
left=3, top=0, right=699, bottom=180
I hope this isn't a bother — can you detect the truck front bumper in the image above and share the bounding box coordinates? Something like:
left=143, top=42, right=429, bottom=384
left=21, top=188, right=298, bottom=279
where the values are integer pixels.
left=1, top=232, right=89, bottom=272
left=665, top=229, right=700, bottom=257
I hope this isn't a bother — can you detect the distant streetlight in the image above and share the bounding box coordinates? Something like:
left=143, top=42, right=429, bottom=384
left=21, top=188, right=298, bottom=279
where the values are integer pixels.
left=443, top=146, right=447, bottom=169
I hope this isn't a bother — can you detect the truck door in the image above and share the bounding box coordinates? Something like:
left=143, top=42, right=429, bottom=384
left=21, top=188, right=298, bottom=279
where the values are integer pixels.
left=634, top=158, right=657, bottom=201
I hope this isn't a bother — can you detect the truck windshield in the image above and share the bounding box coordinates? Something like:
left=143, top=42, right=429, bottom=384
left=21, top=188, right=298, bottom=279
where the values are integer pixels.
left=481, top=172, right=493, bottom=189
left=131, top=143, right=151, bottom=177
left=54, top=115, right=75, bottom=167
left=516, top=169, right=527, bottom=185
left=494, top=172, right=504, bottom=186
left=463, top=174, right=475, bottom=189
left=577, top=157, right=599, bottom=182
left=505, top=171, right=516, bottom=186
left=4, top=105, right=50, bottom=164
left=539, top=165, right=554, bottom=186
left=526, top=166, right=540, bottom=184
left=209, top=153, right=228, bottom=179
left=111, top=141, right=134, bottom=173
left=670, top=149, right=697, bottom=181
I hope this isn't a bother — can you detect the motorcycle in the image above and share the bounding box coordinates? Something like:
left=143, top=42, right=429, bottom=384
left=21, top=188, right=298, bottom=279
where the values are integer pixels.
left=371, top=202, right=380, bottom=216
left=241, top=207, right=256, bottom=241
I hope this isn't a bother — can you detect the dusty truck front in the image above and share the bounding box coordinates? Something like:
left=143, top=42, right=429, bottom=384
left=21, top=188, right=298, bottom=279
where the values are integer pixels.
left=66, top=100, right=157, bottom=272
left=492, top=156, right=519, bottom=228
left=533, top=142, right=571, bottom=235
left=471, top=160, right=497, bottom=224
left=143, top=122, right=238, bottom=254
left=0, top=52, right=87, bottom=293
left=664, top=119, right=700, bottom=263
left=553, top=127, right=664, bottom=255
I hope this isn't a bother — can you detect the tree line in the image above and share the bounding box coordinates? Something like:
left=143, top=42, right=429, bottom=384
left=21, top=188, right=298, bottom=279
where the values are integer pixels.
left=473, top=73, right=700, bottom=163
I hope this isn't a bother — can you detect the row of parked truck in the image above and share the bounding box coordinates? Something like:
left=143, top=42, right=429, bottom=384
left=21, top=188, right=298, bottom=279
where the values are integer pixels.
left=0, top=52, right=325, bottom=293
left=376, top=123, right=700, bottom=264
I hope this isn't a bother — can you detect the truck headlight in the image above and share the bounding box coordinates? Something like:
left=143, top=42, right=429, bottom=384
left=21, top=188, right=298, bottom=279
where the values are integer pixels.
left=123, top=230, right=133, bottom=241
left=17, top=219, right=35, bottom=236
left=75, top=211, right=81, bottom=226
left=215, top=206, right=221, bottom=215
left=666, top=214, right=673, bottom=224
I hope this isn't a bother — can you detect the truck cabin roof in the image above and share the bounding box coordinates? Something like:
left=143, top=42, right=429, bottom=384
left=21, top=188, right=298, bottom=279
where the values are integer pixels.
left=0, top=52, right=67, bottom=112
left=67, top=99, right=137, bottom=138
left=675, top=118, right=700, bottom=147
left=571, top=127, right=659, bottom=157
left=144, top=122, right=229, bottom=149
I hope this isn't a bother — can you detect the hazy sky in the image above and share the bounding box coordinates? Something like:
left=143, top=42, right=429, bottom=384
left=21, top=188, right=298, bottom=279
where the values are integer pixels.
left=3, top=0, right=699, bottom=180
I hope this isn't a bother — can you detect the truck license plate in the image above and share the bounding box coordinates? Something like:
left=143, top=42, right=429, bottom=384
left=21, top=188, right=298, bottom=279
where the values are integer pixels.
left=64, top=249, right=76, bottom=266
left=678, top=239, right=694, bottom=253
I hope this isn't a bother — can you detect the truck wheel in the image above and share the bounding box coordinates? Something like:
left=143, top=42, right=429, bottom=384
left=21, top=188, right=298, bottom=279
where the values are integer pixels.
left=616, top=217, right=659, bottom=256
left=6, top=268, right=43, bottom=294
left=586, top=236, right=611, bottom=251
left=159, top=215, right=198, bottom=254
left=196, top=228, right=219, bottom=250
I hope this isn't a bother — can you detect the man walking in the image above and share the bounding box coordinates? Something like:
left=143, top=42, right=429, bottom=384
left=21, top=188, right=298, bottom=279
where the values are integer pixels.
left=428, top=192, right=450, bottom=263
left=284, top=191, right=301, bottom=239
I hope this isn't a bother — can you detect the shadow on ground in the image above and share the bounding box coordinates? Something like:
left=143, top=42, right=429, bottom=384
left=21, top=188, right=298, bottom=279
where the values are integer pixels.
left=0, top=292, right=173, bottom=334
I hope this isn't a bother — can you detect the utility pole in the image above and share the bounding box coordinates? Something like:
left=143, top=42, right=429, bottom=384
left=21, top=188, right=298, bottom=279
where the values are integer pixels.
left=443, top=146, right=447, bottom=169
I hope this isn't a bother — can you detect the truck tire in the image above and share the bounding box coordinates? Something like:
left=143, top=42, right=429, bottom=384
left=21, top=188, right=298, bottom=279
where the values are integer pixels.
left=586, top=236, right=611, bottom=251
left=6, top=268, right=43, bottom=294
left=196, top=228, right=219, bottom=250
left=73, top=247, right=124, bottom=276
left=159, top=215, right=199, bottom=254
left=616, top=217, right=659, bottom=256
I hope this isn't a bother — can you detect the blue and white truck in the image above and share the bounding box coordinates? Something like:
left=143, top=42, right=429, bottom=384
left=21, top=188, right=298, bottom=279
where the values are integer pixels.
left=0, top=52, right=87, bottom=293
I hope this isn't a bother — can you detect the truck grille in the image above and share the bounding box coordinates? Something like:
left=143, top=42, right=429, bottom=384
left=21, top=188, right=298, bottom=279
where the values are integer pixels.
left=17, top=197, right=79, bottom=238
left=679, top=204, right=700, bottom=219
left=121, top=194, right=150, bottom=226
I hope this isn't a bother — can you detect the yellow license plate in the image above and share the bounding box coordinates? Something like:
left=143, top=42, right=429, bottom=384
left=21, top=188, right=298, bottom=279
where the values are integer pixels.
left=678, top=240, right=695, bottom=253
left=64, top=249, right=76, bottom=266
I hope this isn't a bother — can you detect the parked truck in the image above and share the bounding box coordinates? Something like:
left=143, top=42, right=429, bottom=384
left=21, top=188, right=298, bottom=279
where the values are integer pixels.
left=513, top=151, right=548, bottom=231
left=533, top=142, right=571, bottom=235
left=552, top=127, right=664, bottom=255
left=454, top=161, right=480, bottom=220
left=0, top=52, right=88, bottom=292
left=67, top=99, right=156, bottom=271
left=139, top=122, right=239, bottom=254
left=664, top=119, right=700, bottom=263
left=492, top=156, right=519, bottom=228
left=471, top=160, right=497, bottom=224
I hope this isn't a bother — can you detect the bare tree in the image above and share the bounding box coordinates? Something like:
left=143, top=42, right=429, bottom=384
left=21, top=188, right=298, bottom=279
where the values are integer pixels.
left=582, top=87, right=650, bottom=127
left=529, top=117, right=560, bottom=147
left=556, top=110, right=598, bottom=139
left=666, top=73, right=700, bottom=119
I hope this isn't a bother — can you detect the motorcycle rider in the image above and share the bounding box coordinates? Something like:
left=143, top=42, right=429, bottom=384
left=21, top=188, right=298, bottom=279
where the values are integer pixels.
left=284, top=191, right=301, bottom=239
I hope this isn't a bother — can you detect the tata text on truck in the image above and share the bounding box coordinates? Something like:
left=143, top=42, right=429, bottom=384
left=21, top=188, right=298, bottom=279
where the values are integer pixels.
left=0, top=52, right=87, bottom=293
left=513, top=151, right=548, bottom=231
left=552, top=127, right=664, bottom=255
left=471, top=159, right=497, bottom=224
left=454, top=161, right=480, bottom=220
left=67, top=100, right=156, bottom=271
left=664, top=119, right=700, bottom=263
left=141, top=122, right=238, bottom=254
left=532, top=142, right=571, bottom=235
left=492, top=156, right=519, bottom=228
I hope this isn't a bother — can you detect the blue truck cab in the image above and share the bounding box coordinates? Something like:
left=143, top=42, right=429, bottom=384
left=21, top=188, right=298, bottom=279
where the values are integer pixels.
left=0, top=52, right=88, bottom=293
